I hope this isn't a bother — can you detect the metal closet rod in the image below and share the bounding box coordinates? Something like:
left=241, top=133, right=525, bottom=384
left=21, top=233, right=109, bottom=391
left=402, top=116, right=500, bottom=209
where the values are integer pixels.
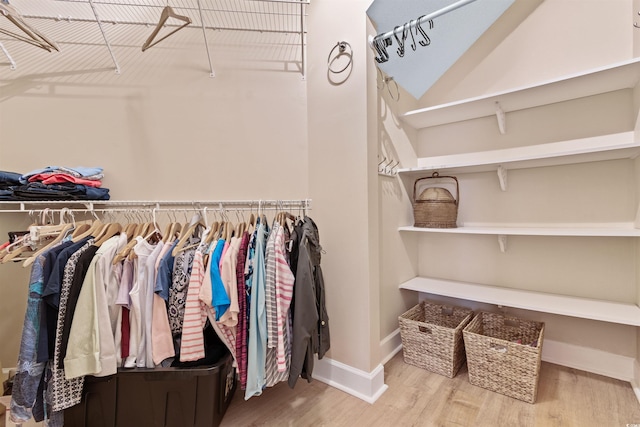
left=369, top=0, right=477, bottom=45
left=0, top=199, right=312, bottom=213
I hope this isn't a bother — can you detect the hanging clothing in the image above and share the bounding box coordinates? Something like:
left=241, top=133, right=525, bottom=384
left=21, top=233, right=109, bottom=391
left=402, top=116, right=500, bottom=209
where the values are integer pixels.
left=64, top=237, right=122, bottom=378
left=235, top=231, right=250, bottom=390
left=49, top=239, right=95, bottom=412
left=11, top=252, right=55, bottom=424
left=209, top=239, right=229, bottom=321
left=288, top=216, right=330, bottom=388
left=168, top=238, right=198, bottom=338
left=245, top=221, right=268, bottom=400
left=116, top=258, right=134, bottom=365
left=180, top=248, right=210, bottom=362
left=151, top=240, right=177, bottom=365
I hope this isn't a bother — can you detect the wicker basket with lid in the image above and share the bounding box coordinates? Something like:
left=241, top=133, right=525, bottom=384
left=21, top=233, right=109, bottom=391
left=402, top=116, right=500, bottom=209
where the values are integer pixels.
left=413, top=172, right=459, bottom=228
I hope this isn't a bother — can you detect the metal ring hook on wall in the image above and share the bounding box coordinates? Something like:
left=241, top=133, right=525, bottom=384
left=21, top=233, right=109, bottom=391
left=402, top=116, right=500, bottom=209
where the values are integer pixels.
left=376, top=67, right=400, bottom=101
left=328, top=41, right=353, bottom=74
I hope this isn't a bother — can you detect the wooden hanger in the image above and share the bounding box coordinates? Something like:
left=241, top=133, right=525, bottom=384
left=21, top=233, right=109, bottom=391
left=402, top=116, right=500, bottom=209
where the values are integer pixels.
left=172, top=214, right=205, bottom=256
left=0, top=1, right=59, bottom=52
left=141, top=5, right=191, bottom=52
left=71, top=222, right=91, bottom=239
left=112, top=223, right=149, bottom=265
left=94, top=223, right=122, bottom=247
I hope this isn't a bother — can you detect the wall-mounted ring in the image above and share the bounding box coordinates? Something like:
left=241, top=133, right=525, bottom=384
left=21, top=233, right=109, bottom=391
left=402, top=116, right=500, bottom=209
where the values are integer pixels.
left=376, top=67, right=400, bottom=101
left=328, top=41, right=353, bottom=74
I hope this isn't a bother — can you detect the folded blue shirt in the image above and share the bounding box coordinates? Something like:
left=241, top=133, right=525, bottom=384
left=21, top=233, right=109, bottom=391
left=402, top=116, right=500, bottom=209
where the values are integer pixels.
left=20, top=166, right=104, bottom=183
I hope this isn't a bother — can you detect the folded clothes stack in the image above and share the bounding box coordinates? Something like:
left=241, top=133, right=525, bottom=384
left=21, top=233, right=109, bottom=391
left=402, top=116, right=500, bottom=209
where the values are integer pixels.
left=0, top=167, right=110, bottom=200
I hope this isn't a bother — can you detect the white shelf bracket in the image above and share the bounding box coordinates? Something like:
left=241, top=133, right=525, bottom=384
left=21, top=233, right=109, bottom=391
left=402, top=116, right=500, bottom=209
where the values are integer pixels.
left=495, top=101, right=506, bottom=134
left=197, top=0, right=215, bottom=78
left=498, top=234, right=507, bottom=252
left=0, top=42, right=16, bottom=70
left=87, top=0, right=120, bottom=74
left=497, top=165, right=508, bottom=191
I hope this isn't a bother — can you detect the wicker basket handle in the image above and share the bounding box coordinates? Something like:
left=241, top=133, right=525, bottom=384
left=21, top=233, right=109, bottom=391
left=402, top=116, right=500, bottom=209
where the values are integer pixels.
left=489, top=341, right=508, bottom=353
left=413, top=172, right=459, bottom=205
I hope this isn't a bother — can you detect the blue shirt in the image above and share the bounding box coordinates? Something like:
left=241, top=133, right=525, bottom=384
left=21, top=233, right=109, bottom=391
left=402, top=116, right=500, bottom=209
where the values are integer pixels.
left=210, top=239, right=230, bottom=321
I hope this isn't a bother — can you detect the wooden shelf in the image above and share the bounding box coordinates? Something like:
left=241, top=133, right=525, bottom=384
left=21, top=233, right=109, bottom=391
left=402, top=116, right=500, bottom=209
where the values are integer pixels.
left=399, top=276, right=640, bottom=326
left=399, top=224, right=640, bottom=237
left=401, top=58, right=640, bottom=129
left=397, top=131, right=639, bottom=178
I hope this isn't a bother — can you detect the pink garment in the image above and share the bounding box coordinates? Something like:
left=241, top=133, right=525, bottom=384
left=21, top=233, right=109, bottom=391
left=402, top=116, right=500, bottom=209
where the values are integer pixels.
left=152, top=241, right=175, bottom=364
left=28, top=173, right=102, bottom=187
left=180, top=251, right=208, bottom=361
left=218, top=237, right=239, bottom=327
left=274, top=226, right=295, bottom=371
left=151, top=294, right=175, bottom=364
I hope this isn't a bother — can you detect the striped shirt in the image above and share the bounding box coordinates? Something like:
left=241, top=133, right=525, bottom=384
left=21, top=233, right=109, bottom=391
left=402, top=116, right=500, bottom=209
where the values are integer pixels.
left=179, top=250, right=208, bottom=361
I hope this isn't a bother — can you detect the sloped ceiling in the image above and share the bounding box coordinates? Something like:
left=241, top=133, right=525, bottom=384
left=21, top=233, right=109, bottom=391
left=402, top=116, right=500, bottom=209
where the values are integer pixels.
left=367, top=0, right=544, bottom=100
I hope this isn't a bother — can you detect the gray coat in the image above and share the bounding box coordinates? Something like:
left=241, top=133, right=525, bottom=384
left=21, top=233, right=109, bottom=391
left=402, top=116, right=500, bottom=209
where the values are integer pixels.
left=288, top=216, right=330, bottom=388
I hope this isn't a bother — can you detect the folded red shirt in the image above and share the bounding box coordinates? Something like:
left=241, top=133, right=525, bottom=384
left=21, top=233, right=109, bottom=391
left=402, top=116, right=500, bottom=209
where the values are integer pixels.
left=28, top=173, right=102, bottom=187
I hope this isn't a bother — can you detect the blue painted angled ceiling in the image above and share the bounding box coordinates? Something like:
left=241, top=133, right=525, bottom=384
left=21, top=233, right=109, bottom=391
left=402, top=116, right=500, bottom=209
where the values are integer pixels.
left=366, top=0, right=515, bottom=99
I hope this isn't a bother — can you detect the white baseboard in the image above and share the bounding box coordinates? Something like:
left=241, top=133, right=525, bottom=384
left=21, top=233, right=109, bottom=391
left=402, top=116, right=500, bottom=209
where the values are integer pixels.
left=380, top=328, right=402, bottom=365
left=313, top=357, right=388, bottom=404
left=633, top=359, right=640, bottom=406
left=311, top=336, right=639, bottom=406
left=541, top=339, right=634, bottom=382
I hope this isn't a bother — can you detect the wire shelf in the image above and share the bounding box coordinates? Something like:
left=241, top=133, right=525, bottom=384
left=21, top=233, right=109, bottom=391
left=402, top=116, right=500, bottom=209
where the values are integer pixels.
left=0, top=0, right=309, bottom=75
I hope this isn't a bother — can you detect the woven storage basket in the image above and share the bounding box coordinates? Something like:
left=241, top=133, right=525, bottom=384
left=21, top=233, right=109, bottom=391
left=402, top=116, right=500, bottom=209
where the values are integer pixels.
left=413, top=172, right=459, bottom=228
left=399, top=300, right=473, bottom=378
left=462, top=312, right=545, bottom=403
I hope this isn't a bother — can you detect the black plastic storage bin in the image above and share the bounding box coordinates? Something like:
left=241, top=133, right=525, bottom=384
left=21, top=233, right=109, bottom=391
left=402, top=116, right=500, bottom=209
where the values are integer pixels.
left=65, top=352, right=236, bottom=427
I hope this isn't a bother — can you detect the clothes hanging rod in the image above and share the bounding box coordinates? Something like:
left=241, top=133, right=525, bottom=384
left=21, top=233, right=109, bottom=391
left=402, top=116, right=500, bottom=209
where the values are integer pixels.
left=369, top=0, right=477, bottom=44
left=0, top=199, right=312, bottom=212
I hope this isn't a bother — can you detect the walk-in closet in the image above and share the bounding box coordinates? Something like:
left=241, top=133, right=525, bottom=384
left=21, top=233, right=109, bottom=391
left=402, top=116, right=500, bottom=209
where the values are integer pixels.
left=0, top=0, right=639, bottom=425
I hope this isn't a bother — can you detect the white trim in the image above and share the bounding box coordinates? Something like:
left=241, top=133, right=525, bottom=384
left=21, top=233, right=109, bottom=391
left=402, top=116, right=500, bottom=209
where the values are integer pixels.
left=633, top=359, right=640, bottom=406
left=312, top=357, right=388, bottom=404
left=541, top=339, right=634, bottom=381
left=380, top=328, right=403, bottom=365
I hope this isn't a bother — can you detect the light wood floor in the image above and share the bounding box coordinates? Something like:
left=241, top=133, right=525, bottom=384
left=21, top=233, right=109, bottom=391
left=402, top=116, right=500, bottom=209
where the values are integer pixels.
left=220, top=351, right=640, bottom=427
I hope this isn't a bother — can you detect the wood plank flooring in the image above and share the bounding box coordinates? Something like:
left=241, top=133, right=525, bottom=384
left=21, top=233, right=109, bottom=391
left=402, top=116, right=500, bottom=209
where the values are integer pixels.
left=219, top=351, right=640, bottom=427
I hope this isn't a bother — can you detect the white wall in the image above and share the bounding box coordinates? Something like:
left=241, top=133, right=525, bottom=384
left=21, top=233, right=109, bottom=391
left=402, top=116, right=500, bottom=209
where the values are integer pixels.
left=377, top=0, right=640, bottom=368
left=0, top=17, right=310, bottom=367
left=419, top=0, right=633, bottom=107
left=307, top=0, right=380, bottom=372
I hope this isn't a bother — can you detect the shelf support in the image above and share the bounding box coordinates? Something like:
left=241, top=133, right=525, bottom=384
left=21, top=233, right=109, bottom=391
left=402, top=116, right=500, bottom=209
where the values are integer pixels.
left=87, top=0, right=121, bottom=74
left=498, top=234, right=507, bottom=252
left=0, top=42, right=16, bottom=70
left=495, top=101, right=506, bottom=134
left=197, top=0, right=215, bottom=77
left=497, top=165, right=508, bottom=191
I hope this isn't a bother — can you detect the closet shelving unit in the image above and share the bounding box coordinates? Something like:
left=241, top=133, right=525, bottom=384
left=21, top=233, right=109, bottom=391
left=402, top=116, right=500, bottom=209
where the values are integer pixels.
left=2, top=0, right=309, bottom=76
left=395, top=57, right=640, bottom=328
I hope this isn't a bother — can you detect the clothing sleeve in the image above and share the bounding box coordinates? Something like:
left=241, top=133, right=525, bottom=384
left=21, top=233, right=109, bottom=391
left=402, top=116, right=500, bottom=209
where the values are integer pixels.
left=179, top=253, right=207, bottom=362
left=93, top=251, right=117, bottom=376
left=287, top=244, right=318, bottom=388
left=64, top=258, right=101, bottom=379
left=275, top=228, right=295, bottom=371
